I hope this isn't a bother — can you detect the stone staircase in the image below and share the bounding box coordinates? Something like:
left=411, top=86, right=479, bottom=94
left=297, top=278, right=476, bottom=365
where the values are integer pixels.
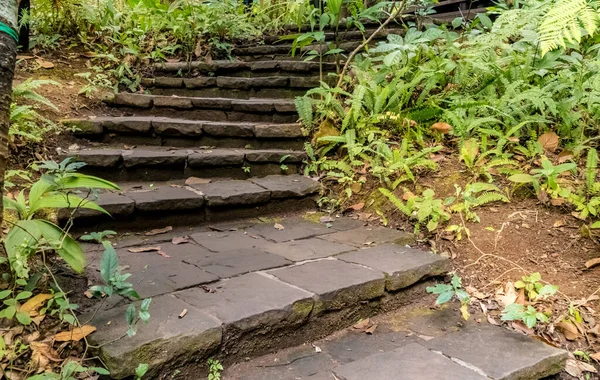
left=60, top=26, right=566, bottom=380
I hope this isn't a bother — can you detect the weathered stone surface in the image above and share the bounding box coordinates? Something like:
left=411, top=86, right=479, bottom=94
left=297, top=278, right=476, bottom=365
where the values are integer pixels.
left=323, top=226, right=415, bottom=247
left=187, top=248, right=291, bottom=278
left=254, top=123, right=303, bottom=138
left=69, top=149, right=122, bottom=167
left=425, top=325, right=568, bottom=380
left=244, top=149, right=306, bottom=163
left=152, top=95, right=193, bottom=109
left=128, top=187, right=204, bottom=211
left=268, top=259, right=385, bottom=311
left=333, top=343, right=488, bottom=380
left=184, top=77, right=218, bottom=88
left=81, top=193, right=134, bottom=217
left=250, top=61, right=279, bottom=71
left=289, top=76, right=321, bottom=88
left=262, top=238, right=356, bottom=261
left=154, top=77, right=184, bottom=88
left=246, top=219, right=333, bottom=242
left=191, top=230, right=269, bottom=252
left=231, top=99, right=274, bottom=113
left=175, top=272, right=313, bottom=330
left=102, top=116, right=153, bottom=134
left=62, top=119, right=103, bottom=135
left=152, top=118, right=203, bottom=137
left=110, top=93, right=153, bottom=108
left=251, top=76, right=289, bottom=87
left=191, top=97, right=232, bottom=110
left=250, top=174, right=321, bottom=198
left=202, top=122, right=255, bottom=137
left=187, top=149, right=245, bottom=167
left=90, top=295, right=222, bottom=379
left=122, top=149, right=188, bottom=168
left=191, top=180, right=270, bottom=207
left=105, top=246, right=218, bottom=297
left=337, top=245, right=450, bottom=291
left=273, top=100, right=297, bottom=113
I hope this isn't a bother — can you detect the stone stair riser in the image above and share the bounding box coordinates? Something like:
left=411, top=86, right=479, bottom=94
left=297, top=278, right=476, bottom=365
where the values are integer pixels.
left=152, top=60, right=338, bottom=76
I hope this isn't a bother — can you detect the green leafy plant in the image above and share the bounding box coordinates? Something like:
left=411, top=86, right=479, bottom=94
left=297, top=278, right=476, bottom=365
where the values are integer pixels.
left=135, top=363, right=149, bottom=380
left=10, top=79, right=60, bottom=144
left=27, top=361, right=109, bottom=380
left=380, top=188, right=450, bottom=233
left=509, top=157, right=576, bottom=195
left=207, top=358, right=223, bottom=380
left=447, top=182, right=509, bottom=222
left=514, top=272, right=558, bottom=301
left=3, top=158, right=119, bottom=278
left=426, top=274, right=471, bottom=320
left=501, top=304, right=550, bottom=328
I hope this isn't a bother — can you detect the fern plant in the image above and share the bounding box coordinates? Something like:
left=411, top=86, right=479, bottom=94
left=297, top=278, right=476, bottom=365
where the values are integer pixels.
left=538, top=0, right=600, bottom=56
left=380, top=188, right=450, bottom=232
left=447, top=182, right=509, bottom=222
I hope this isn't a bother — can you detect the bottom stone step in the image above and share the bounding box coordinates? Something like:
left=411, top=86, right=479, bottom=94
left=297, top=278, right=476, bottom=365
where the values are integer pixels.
left=63, top=175, right=321, bottom=229
left=81, top=215, right=449, bottom=379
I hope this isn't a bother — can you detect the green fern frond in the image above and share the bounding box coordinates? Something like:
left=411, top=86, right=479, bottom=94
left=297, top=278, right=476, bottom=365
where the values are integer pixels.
left=294, top=96, right=313, bottom=129
left=586, top=148, right=598, bottom=193
left=538, top=0, right=600, bottom=55
left=474, top=191, right=509, bottom=206
left=379, top=188, right=412, bottom=216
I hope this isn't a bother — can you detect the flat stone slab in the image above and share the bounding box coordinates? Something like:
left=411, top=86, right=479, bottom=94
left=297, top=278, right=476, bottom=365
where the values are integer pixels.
left=89, top=294, right=221, bottom=379
left=337, top=245, right=451, bottom=291
left=268, top=259, right=385, bottom=311
left=246, top=218, right=334, bottom=242
left=70, top=149, right=122, bottom=167
left=250, top=175, right=321, bottom=198
left=186, top=248, right=292, bottom=278
left=151, top=118, right=203, bottom=137
left=254, top=123, right=303, bottom=138
left=244, top=149, right=306, bottom=163
left=191, top=180, right=271, bottom=207
left=322, top=226, right=415, bottom=247
left=127, top=187, right=204, bottom=211
left=191, top=230, right=270, bottom=252
left=333, top=343, right=488, bottom=380
left=202, top=122, right=255, bottom=137
left=122, top=149, right=189, bottom=167
left=425, top=324, right=568, bottom=380
left=175, top=272, right=313, bottom=330
left=79, top=193, right=134, bottom=218
left=187, top=149, right=245, bottom=167
left=262, top=238, right=356, bottom=261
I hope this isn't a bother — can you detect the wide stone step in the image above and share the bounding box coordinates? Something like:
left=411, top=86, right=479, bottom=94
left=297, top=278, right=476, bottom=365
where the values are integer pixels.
left=152, top=60, right=337, bottom=77
left=81, top=215, right=450, bottom=378
left=258, top=26, right=407, bottom=45
left=66, top=146, right=307, bottom=181
left=63, top=117, right=304, bottom=149
left=141, top=75, right=332, bottom=99
left=226, top=322, right=566, bottom=380
left=232, top=40, right=362, bottom=61
left=105, top=94, right=297, bottom=123
left=64, top=175, right=321, bottom=229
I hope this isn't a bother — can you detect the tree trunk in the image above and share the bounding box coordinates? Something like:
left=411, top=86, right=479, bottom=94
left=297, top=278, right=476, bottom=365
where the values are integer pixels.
left=0, top=1, right=18, bottom=228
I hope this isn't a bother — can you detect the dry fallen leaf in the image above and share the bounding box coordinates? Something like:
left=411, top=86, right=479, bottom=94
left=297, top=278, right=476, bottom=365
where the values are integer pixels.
left=172, top=236, right=189, bottom=245
left=431, top=122, right=452, bottom=134
left=497, top=282, right=517, bottom=308
left=157, top=250, right=171, bottom=258
left=557, top=150, right=573, bottom=163
left=585, top=258, right=600, bottom=269
left=37, top=60, right=55, bottom=69
left=128, top=246, right=161, bottom=253
left=487, top=315, right=500, bottom=325
left=353, top=319, right=370, bottom=330
left=538, top=131, right=559, bottom=153
left=553, top=220, right=565, bottom=228
left=21, top=294, right=53, bottom=315
left=145, top=226, right=173, bottom=236
left=185, top=177, right=211, bottom=185
left=556, top=321, right=580, bottom=340
left=348, top=202, right=365, bottom=211
left=516, top=288, right=526, bottom=305
left=274, top=223, right=285, bottom=231
left=365, top=323, right=378, bottom=334
left=511, top=321, right=534, bottom=335
left=590, top=352, right=600, bottom=362
left=54, top=325, right=96, bottom=342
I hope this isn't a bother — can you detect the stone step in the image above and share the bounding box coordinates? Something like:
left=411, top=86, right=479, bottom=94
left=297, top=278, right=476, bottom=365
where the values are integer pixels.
left=66, top=146, right=307, bottom=181
left=141, top=75, right=333, bottom=99
left=258, top=26, right=407, bottom=45
left=104, top=94, right=297, bottom=123
left=225, top=321, right=567, bottom=380
left=232, top=40, right=362, bottom=61
left=64, top=176, right=321, bottom=229
left=152, top=60, right=337, bottom=77
left=81, top=215, right=451, bottom=378
left=63, top=117, right=304, bottom=149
